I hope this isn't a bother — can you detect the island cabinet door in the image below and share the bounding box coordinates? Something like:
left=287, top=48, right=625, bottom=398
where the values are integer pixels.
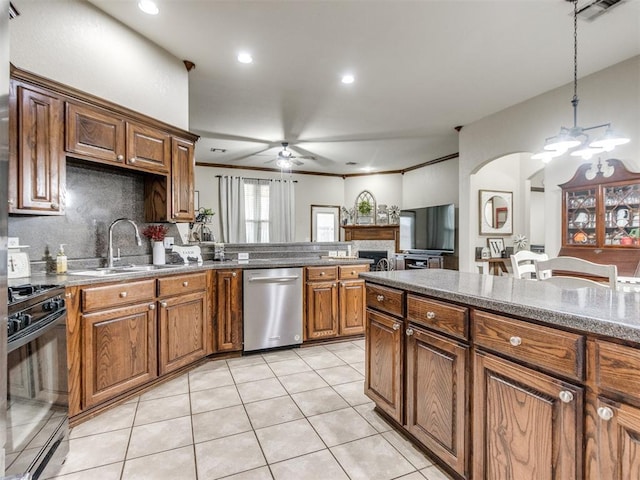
left=81, top=303, right=157, bottom=409
left=157, top=291, right=208, bottom=375
left=405, top=325, right=468, bottom=477
left=365, top=308, right=403, bottom=423
left=473, top=351, right=583, bottom=480
left=586, top=395, right=640, bottom=480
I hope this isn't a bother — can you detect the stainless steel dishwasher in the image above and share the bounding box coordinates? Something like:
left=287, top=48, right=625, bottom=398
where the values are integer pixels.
left=243, top=267, right=303, bottom=352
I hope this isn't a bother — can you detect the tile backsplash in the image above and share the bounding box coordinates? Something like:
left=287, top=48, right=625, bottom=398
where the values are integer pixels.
left=8, top=160, right=182, bottom=266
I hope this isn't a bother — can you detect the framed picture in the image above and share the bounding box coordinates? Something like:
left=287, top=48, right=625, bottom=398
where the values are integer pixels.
left=487, top=237, right=505, bottom=258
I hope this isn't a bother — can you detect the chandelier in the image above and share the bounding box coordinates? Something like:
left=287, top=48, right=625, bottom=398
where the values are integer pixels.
left=533, top=0, right=629, bottom=163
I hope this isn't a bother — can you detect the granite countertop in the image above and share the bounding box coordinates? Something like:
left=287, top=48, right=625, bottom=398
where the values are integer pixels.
left=360, top=269, right=640, bottom=343
left=15, top=257, right=373, bottom=288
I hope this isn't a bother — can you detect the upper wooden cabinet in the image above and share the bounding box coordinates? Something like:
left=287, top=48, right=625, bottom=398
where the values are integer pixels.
left=8, top=81, right=65, bottom=215
left=10, top=66, right=198, bottom=220
left=560, top=159, right=640, bottom=276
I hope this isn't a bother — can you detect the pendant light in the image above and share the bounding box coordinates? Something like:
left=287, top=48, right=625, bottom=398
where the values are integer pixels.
left=534, top=0, right=629, bottom=163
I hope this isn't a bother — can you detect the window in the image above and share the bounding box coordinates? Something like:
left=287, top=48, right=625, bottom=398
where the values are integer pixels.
left=311, top=205, right=340, bottom=242
left=244, top=179, right=270, bottom=243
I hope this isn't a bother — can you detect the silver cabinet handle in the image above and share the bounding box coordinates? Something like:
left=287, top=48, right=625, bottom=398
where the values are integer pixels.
left=149, top=304, right=156, bottom=310
left=182, top=281, right=189, bottom=287
left=406, top=328, right=414, bottom=336
left=509, top=336, right=522, bottom=346
left=392, top=323, right=401, bottom=331
left=160, top=301, right=168, bottom=308
left=559, top=391, right=574, bottom=403
left=119, top=291, right=128, bottom=298
left=65, top=292, right=72, bottom=298
left=130, top=157, right=136, bottom=163
left=597, top=406, right=614, bottom=421
left=232, top=272, right=237, bottom=277
left=116, top=154, right=124, bottom=161
left=426, top=311, right=435, bottom=319
left=376, top=295, right=384, bottom=302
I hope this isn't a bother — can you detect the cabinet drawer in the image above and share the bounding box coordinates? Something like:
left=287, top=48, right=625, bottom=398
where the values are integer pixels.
left=473, top=311, right=585, bottom=381
left=366, top=283, right=404, bottom=318
left=307, top=266, right=338, bottom=282
left=339, top=264, right=369, bottom=280
left=407, top=295, right=468, bottom=340
left=81, top=279, right=156, bottom=312
left=157, top=272, right=207, bottom=297
left=591, top=340, right=640, bottom=400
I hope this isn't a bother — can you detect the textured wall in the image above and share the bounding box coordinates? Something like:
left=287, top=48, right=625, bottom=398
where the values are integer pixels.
left=8, top=162, right=181, bottom=265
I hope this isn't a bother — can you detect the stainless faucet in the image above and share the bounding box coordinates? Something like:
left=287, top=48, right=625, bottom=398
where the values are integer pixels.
left=108, top=218, right=142, bottom=268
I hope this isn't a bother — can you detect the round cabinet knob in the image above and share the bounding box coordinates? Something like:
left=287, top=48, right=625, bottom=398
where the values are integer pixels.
left=182, top=281, right=189, bottom=287
left=65, top=292, right=72, bottom=298
left=320, top=271, right=325, bottom=276
left=509, top=336, right=522, bottom=347
left=8, top=199, right=13, bottom=205
left=558, top=390, right=574, bottom=403
left=597, top=406, right=614, bottom=421
left=129, top=157, right=136, bottom=163
left=116, top=154, right=124, bottom=161
left=376, top=295, right=385, bottom=302
left=426, top=311, right=436, bottom=320
left=406, top=328, right=414, bottom=336
left=351, top=271, right=356, bottom=275
left=119, top=291, right=128, bottom=298
left=392, top=323, right=401, bottom=331
left=232, top=272, right=237, bottom=277
left=160, top=301, right=168, bottom=308
left=149, top=304, right=156, bottom=310
left=51, top=203, right=59, bottom=210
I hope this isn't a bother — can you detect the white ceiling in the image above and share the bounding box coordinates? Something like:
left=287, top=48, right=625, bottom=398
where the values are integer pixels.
left=88, top=0, right=640, bottom=175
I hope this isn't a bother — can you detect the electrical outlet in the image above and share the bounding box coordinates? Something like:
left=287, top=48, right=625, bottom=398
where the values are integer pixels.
left=163, top=237, right=175, bottom=249
left=238, top=252, right=249, bottom=260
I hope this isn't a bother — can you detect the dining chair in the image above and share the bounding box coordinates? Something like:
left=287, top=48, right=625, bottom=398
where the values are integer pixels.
left=534, top=256, right=618, bottom=289
left=510, top=250, right=549, bottom=279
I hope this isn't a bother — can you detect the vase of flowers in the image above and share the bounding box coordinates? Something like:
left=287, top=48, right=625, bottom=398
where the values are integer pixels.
left=143, top=224, right=169, bottom=265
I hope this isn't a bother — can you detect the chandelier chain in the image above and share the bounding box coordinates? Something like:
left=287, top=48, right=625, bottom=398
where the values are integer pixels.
left=572, top=0, right=579, bottom=127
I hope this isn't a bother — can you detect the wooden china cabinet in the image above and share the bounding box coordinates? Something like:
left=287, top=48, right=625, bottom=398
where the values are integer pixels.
left=560, top=159, right=640, bottom=276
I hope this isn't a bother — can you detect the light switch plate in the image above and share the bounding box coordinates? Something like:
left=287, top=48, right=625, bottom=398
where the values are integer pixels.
left=163, top=237, right=175, bottom=248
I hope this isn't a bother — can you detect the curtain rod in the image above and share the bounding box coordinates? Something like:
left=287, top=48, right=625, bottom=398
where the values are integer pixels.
left=215, top=175, right=297, bottom=183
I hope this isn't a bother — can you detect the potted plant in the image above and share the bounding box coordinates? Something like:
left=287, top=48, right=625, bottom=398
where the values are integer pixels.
left=142, top=224, right=169, bottom=265
left=358, top=200, right=372, bottom=217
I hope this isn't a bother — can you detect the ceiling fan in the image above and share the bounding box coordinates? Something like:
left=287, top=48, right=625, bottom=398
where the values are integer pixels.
left=265, top=142, right=316, bottom=168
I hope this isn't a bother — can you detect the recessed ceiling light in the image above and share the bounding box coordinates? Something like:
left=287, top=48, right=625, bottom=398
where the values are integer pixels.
left=362, top=166, right=374, bottom=172
left=138, top=0, right=159, bottom=15
left=237, top=52, right=253, bottom=64
left=341, top=74, right=355, bottom=84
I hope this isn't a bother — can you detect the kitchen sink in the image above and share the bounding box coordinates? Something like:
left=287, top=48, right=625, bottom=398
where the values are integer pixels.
left=68, top=264, right=183, bottom=276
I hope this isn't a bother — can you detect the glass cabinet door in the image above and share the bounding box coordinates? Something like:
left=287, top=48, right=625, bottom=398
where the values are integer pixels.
left=603, top=184, right=640, bottom=247
left=565, top=188, right=597, bottom=246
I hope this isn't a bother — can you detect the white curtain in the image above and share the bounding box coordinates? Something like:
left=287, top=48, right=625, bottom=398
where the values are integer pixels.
left=218, top=176, right=246, bottom=243
left=269, top=179, right=295, bottom=242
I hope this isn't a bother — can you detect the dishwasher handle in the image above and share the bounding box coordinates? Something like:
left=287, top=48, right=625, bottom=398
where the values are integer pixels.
left=248, top=275, right=300, bottom=283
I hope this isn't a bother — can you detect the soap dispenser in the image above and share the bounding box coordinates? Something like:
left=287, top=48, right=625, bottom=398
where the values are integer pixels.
left=56, top=244, right=68, bottom=274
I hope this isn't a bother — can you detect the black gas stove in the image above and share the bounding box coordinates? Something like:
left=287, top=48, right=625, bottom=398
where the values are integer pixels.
left=7, top=284, right=66, bottom=349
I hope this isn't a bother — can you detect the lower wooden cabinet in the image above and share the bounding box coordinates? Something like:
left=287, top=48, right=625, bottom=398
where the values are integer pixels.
left=158, top=290, right=208, bottom=375
left=365, top=308, right=403, bottom=423
left=214, top=269, right=243, bottom=352
left=339, top=279, right=366, bottom=336
left=405, top=325, right=468, bottom=477
left=306, top=281, right=339, bottom=339
left=473, top=351, right=583, bottom=480
left=81, top=302, right=157, bottom=409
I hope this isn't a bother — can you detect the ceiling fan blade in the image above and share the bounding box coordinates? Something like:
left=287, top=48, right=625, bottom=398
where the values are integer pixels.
left=290, top=145, right=331, bottom=166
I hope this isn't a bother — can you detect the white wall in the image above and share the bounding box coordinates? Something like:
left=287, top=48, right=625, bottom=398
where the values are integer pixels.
left=9, top=0, right=188, bottom=128
left=403, top=158, right=459, bottom=209
left=344, top=174, right=403, bottom=213
left=459, top=56, right=640, bottom=272
left=195, top=166, right=345, bottom=243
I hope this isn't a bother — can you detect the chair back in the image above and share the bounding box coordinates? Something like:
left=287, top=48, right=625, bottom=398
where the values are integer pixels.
left=510, top=251, right=548, bottom=279
left=535, top=256, right=618, bottom=289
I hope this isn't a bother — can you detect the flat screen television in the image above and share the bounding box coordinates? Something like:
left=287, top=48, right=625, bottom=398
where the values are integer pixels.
left=399, top=203, right=455, bottom=254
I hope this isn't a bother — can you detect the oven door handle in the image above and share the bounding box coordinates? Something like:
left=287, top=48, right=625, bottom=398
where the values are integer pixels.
left=7, top=309, right=66, bottom=353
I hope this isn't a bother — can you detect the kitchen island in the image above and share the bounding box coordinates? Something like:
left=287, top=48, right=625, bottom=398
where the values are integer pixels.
left=361, top=269, right=640, bottom=480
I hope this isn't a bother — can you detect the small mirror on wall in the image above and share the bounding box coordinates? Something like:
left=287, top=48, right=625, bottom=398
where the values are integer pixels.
left=479, top=190, right=513, bottom=235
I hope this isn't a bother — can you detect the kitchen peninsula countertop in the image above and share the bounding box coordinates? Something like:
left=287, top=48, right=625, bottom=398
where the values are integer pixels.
left=361, top=269, right=640, bottom=343
left=17, top=257, right=372, bottom=288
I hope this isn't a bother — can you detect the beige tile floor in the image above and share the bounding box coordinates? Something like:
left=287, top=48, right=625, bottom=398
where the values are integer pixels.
left=41, top=339, right=454, bottom=480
